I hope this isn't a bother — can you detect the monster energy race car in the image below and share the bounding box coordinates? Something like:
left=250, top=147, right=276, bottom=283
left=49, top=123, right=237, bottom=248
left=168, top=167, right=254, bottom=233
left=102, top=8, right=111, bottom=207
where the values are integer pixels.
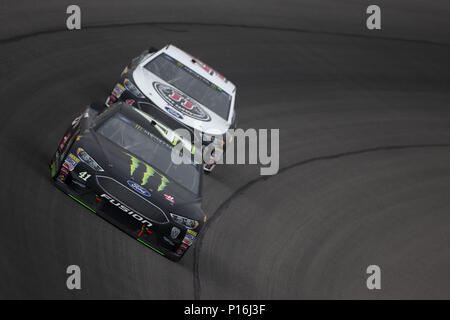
left=49, top=101, right=205, bottom=261
left=106, top=44, right=237, bottom=172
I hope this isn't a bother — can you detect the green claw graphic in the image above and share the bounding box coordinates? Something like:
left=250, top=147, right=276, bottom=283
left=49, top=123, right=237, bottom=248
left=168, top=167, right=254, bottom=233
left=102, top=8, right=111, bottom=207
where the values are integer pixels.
left=158, top=176, right=169, bottom=192
left=142, top=164, right=155, bottom=186
left=130, top=156, right=140, bottom=176
left=125, top=152, right=169, bottom=190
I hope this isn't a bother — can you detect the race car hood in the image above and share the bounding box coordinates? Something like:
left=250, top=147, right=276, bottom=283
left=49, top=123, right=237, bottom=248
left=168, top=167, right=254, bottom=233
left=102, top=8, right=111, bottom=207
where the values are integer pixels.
left=133, top=66, right=230, bottom=136
left=79, top=131, right=202, bottom=213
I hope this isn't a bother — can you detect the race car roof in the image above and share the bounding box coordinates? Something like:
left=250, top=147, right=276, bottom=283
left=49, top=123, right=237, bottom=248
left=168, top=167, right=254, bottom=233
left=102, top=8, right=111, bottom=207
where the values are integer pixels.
left=161, top=44, right=236, bottom=95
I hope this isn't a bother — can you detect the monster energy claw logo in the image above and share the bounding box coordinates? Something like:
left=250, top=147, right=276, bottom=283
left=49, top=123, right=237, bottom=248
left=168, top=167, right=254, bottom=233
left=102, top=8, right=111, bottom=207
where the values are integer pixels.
left=126, top=153, right=169, bottom=192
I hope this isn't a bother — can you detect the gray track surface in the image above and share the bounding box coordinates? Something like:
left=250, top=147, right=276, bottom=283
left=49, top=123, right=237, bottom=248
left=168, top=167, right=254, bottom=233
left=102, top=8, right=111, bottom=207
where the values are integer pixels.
left=0, top=1, right=449, bottom=299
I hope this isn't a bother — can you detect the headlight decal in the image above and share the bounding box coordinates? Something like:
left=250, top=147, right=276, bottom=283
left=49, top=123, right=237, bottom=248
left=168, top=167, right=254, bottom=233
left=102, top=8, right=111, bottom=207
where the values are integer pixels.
left=124, top=78, right=145, bottom=98
left=170, top=213, right=199, bottom=229
left=76, top=148, right=104, bottom=172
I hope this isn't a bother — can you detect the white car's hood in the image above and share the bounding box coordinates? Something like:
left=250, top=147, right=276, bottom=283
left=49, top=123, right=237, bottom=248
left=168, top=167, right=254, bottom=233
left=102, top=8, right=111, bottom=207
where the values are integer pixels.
left=133, top=66, right=230, bottom=136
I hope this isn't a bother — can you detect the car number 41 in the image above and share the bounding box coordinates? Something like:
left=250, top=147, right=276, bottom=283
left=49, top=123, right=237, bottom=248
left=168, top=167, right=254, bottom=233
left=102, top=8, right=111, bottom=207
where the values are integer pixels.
left=78, top=171, right=91, bottom=181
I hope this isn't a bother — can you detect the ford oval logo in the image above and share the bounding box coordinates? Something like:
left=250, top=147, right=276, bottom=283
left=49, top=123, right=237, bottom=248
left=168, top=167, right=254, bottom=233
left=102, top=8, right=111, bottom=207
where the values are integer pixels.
left=127, top=180, right=151, bottom=197
left=164, top=106, right=184, bottom=120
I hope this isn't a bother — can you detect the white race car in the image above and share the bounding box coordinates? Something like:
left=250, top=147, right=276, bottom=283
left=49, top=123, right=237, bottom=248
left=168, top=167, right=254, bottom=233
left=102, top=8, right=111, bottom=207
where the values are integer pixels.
left=106, top=44, right=237, bottom=172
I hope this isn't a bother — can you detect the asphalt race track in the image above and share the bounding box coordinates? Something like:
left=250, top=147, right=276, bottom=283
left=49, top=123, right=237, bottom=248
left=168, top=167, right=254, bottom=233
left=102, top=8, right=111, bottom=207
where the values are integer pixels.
left=0, top=1, right=449, bottom=299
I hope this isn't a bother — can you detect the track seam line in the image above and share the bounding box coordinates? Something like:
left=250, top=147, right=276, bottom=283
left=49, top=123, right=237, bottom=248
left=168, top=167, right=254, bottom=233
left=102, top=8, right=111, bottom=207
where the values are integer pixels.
left=192, top=142, right=450, bottom=299
left=1, top=21, right=450, bottom=47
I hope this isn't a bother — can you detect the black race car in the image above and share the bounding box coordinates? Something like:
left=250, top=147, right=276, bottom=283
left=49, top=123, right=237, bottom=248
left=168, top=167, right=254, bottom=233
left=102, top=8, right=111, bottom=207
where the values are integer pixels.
left=50, top=101, right=206, bottom=261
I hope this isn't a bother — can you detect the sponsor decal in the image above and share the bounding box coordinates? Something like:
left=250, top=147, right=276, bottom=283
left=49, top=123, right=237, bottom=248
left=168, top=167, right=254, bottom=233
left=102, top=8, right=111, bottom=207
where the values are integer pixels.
left=176, top=242, right=189, bottom=256
left=125, top=99, right=135, bottom=106
left=112, top=83, right=125, bottom=98
left=58, top=165, right=69, bottom=182
left=185, top=233, right=196, bottom=241
left=107, top=94, right=117, bottom=106
left=171, top=226, right=181, bottom=239
left=64, top=161, right=77, bottom=171
left=126, top=153, right=169, bottom=191
left=164, top=106, right=184, bottom=120
left=100, top=193, right=152, bottom=227
left=187, top=229, right=197, bottom=237
left=59, top=132, right=71, bottom=151
left=62, top=163, right=71, bottom=172
left=60, top=166, right=70, bottom=175
left=153, top=82, right=211, bottom=121
left=164, top=194, right=175, bottom=204
left=182, top=237, right=193, bottom=246
left=127, top=180, right=151, bottom=197
left=65, top=153, right=80, bottom=170
left=58, top=154, right=80, bottom=182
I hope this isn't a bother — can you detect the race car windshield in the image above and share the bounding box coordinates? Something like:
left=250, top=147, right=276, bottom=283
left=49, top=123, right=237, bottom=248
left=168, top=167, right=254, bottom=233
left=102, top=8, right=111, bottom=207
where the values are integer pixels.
left=96, top=113, right=200, bottom=194
left=144, top=53, right=231, bottom=120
